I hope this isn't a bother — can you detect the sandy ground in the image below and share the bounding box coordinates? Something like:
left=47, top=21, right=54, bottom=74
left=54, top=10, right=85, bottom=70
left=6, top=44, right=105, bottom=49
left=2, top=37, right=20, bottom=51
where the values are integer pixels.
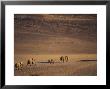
left=14, top=54, right=97, bottom=76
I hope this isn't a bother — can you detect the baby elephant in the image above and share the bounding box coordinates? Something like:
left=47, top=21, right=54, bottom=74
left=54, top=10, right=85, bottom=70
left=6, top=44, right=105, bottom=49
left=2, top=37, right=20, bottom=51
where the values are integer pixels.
left=48, top=59, right=54, bottom=64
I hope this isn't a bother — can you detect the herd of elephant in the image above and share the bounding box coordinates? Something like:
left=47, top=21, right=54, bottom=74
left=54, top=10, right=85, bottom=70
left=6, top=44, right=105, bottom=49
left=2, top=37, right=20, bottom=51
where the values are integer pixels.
left=48, top=56, right=68, bottom=64
left=15, top=56, right=69, bottom=70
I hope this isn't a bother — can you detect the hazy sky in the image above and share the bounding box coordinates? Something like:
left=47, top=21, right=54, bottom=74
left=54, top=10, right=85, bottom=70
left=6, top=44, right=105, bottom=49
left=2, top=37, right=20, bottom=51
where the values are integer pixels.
left=14, top=14, right=97, bottom=55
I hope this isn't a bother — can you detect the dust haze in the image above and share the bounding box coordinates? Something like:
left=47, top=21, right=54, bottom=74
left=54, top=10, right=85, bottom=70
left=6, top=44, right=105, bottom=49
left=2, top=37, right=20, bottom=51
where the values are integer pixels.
left=14, top=14, right=97, bottom=76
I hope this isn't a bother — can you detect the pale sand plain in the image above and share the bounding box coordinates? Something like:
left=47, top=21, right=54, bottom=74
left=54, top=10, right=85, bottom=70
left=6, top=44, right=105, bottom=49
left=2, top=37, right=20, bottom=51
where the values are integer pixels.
left=14, top=54, right=97, bottom=76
